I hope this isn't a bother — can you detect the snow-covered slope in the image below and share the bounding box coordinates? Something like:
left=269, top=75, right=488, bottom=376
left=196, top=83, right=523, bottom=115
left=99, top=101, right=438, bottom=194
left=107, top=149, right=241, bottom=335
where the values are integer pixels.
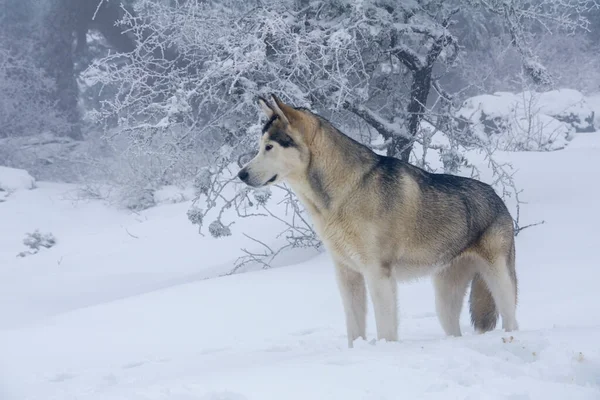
left=0, top=166, right=36, bottom=193
left=1, top=134, right=599, bottom=399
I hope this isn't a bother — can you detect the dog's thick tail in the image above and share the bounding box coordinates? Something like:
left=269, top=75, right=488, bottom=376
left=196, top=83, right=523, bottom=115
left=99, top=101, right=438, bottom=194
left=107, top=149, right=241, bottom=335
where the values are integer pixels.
left=469, top=273, right=498, bottom=332
left=469, top=239, right=517, bottom=333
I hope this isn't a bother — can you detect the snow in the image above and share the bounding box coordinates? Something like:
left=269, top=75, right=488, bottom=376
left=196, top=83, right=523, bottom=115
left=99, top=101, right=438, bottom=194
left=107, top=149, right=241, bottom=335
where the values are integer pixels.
left=458, top=92, right=519, bottom=121
left=458, top=90, right=596, bottom=151
left=535, top=89, right=594, bottom=132
left=1, top=133, right=600, bottom=399
left=153, top=185, right=195, bottom=205
left=0, top=166, right=36, bottom=193
left=587, top=93, right=600, bottom=130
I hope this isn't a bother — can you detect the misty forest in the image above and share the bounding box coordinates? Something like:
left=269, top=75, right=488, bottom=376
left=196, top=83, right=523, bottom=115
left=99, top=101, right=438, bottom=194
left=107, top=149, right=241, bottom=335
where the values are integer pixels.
left=2, top=1, right=600, bottom=399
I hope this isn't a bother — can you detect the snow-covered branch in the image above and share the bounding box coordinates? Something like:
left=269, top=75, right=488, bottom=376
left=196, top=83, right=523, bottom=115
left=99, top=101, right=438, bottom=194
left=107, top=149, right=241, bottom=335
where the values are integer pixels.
left=344, top=102, right=408, bottom=141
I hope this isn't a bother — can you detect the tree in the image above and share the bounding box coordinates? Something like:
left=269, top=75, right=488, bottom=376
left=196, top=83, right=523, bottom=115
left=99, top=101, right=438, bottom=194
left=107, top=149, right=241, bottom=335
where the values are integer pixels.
left=477, top=0, right=598, bottom=87
left=39, top=0, right=139, bottom=140
left=0, top=0, right=70, bottom=140
left=89, top=0, right=597, bottom=159
left=84, top=0, right=596, bottom=236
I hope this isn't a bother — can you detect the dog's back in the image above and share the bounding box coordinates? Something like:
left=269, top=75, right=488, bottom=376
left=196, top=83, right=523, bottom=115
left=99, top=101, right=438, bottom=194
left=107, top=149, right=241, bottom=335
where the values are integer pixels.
left=404, top=160, right=513, bottom=263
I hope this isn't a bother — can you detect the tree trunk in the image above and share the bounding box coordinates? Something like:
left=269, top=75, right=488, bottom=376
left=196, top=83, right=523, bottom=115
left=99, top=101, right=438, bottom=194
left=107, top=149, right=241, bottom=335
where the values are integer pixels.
left=42, top=0, right=83, bottom=140
left=391, top=66, right=433, bottom=161
left=41, top=0, right=140, bottom=140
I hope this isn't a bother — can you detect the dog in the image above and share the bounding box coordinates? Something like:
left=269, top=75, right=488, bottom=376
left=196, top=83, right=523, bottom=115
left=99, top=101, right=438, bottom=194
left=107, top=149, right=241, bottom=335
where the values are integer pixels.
left=238, top=94, right=518, bottom=347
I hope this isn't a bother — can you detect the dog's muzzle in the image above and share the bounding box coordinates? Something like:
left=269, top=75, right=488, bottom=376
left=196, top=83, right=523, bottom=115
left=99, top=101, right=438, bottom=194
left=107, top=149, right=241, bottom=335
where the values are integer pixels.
left=238, top=168, right=249, bottom=183
left=237, top=168, right=277, bottom=187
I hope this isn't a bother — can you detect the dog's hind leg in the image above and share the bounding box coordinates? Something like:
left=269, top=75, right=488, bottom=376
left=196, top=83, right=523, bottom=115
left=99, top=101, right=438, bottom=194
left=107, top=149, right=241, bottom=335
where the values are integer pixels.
left=334, top=261, right=367, bottom=348
left=433, top=258, right=475, bottom=336
left=364, top=265, right=398, bottom=342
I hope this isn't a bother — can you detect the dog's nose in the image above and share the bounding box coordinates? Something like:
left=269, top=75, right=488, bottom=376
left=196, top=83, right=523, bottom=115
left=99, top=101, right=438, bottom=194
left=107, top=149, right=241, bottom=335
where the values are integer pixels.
left=238, top=169, right=249, bottom=182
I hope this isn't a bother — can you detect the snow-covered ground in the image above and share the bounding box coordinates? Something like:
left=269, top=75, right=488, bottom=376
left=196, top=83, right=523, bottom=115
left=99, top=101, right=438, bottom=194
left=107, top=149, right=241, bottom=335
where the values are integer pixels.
left=1, top=132, right=600, bottom=399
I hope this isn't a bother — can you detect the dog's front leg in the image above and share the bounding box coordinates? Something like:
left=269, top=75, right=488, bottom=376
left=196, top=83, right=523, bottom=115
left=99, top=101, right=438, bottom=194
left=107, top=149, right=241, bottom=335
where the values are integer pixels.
left=334, top=261, right=367, bottom=348
left=365, top=266, right=398, bottom=342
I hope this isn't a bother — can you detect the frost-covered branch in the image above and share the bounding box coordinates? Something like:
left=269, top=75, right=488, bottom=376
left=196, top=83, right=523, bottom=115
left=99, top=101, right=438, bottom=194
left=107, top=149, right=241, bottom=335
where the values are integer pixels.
left=477, top=0, right=600, bottom=86
left=343, top=102, right=408, bottom=141
left=391, top=45, right=425, bottom=71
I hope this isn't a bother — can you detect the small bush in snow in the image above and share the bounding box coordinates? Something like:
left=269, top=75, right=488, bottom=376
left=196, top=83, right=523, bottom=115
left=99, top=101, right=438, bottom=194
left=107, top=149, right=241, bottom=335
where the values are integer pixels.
left=17, top=230, right=57, bottom=258
left=208, top=220, right=232, bottom=238
left=120, top=187, right=156, bottom=212
left=194, top=169, right=212, bottom=197
left=187, top=206, right=204, bottom=232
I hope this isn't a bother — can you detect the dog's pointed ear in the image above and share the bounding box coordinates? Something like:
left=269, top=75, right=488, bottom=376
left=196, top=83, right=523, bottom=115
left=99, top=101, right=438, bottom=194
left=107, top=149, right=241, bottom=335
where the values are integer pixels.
left=270, top=94, right=298, bottom=125
left=257, top=96, right=275, bottom=118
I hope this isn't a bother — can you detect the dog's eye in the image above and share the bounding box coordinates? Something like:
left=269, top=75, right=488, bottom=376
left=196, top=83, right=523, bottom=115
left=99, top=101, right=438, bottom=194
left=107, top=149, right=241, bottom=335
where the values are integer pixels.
left=265, top=144, right=273, bottom=151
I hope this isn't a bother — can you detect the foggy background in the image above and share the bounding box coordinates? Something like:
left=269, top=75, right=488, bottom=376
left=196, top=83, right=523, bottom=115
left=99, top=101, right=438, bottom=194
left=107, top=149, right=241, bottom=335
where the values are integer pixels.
left=1, top=0, right=599, bottom=229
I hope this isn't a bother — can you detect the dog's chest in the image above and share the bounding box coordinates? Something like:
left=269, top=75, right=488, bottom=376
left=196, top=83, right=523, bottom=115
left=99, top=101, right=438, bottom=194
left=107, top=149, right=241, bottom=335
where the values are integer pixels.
left=314, top=214, right=384, bottom=268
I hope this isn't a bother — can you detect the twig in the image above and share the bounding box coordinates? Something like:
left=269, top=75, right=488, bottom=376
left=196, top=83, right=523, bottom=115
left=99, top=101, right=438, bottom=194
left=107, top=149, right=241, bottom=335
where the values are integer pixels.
left=514, top=220, right=546, bottom=237
left=125, top=227, right=140, bottom=239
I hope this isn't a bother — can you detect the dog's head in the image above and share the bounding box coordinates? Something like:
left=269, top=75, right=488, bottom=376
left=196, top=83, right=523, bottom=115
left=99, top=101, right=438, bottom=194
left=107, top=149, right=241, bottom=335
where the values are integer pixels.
left=237, top=95, right=314, bottom=188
